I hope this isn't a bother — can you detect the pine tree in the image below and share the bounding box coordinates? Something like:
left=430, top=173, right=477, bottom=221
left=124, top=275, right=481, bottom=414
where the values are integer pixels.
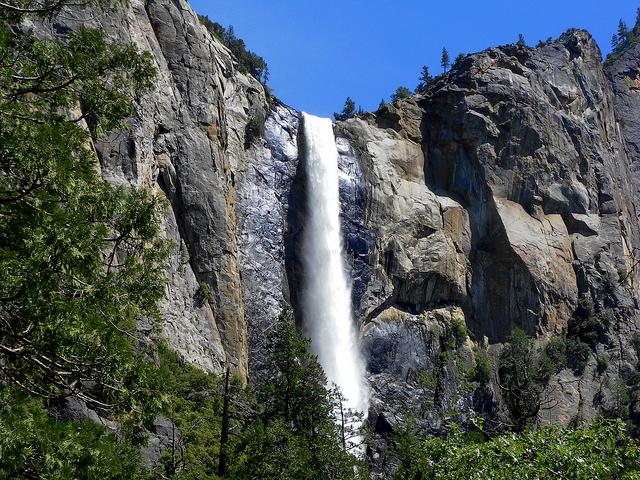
left=441, top=47, right=450, bottom=73
left=454, top=53, right=465, bottom=66
left=0, top=0, right=165, bottom=415
left=334, top=97, right=356, bottom=121
left=517, top=33, right=526, bottom=47
left=231, top=311, right=363, bottom=479
left=614, top=19, right=631, bottom=50
left=0, top=0, right=168, bottom=474
left=416, top=65, right=433, bottom=93
left=378, top=98, right=386, bottom=110
left=391, top=86, right=412, bottom=102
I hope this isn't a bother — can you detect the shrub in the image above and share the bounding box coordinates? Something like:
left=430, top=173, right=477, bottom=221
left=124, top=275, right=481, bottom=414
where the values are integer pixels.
left=569, top=296, right=601, bottom=347
left=394, top=420, right=640, bottom=480
left=566, top=338, right=591, bottom=375
left=498, top=329, right=548, bottom=431
left=597, top=354, right=609, bottom=374
left=391, top=86, right=412, bottom=102
left=469, top=347, right=493, bottom=386
left=245, top=110, right=266, bottom=149
left=196, top=282, right=214, bottom=306
left=544, top=336, right=568, bottom=373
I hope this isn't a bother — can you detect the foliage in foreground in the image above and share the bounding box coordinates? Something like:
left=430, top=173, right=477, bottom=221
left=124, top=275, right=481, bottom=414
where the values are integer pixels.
left=154, top=312, right=365, bottom=480
left=395, top=419, right=640, bottom=480
left=0, top=387, right=150, bottom=480
left=0, top=0, right=167, bottom=436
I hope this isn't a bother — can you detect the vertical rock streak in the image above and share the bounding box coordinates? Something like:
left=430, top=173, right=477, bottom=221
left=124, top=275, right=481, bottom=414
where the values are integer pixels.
left=301, top=113, right=368, bottom=416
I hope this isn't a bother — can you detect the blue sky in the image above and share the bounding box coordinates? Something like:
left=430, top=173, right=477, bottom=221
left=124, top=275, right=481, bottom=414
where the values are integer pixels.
left=190, top=1, right=638, bottom=118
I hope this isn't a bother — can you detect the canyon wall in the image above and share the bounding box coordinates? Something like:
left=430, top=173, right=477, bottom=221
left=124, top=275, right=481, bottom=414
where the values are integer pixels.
left=58, top=0, right=640, bottom=455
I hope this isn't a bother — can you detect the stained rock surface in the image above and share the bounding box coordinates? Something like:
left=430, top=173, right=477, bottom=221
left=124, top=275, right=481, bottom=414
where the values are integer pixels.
left=53, top=0, right=640, bottom=458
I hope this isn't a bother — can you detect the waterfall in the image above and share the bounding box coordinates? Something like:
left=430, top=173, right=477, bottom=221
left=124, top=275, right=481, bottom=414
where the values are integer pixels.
left=300, top=112, right=369, bottom=420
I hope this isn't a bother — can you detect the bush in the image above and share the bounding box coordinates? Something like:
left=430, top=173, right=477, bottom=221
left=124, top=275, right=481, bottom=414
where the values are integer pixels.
left=0, top=387, right=150, bottom=479
left=569, top=296, right=602, bottom=348
left=391, top=86, right=412, bottom=102
left=245, top=110, right=266, bottom=149
left=469, top=347, right=493, bottom=386
left=544, top=336, right=568, bottom=373
left=394, top=420, right=640, bottom=480
left=597, top=354, right=609, bottom=374
left=498, top=329, right=548, bottom=430
left=566, top=338, right=591, bottom=375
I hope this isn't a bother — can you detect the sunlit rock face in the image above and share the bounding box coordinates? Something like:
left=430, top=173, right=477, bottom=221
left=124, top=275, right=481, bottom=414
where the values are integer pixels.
left=52, top=1, right=640, bottom=461
left=333, top=30, right=640, bottom=454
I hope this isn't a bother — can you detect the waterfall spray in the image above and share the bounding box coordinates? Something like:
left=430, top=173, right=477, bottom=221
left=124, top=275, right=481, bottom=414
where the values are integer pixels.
left=300, top=112, right=369, bottom=420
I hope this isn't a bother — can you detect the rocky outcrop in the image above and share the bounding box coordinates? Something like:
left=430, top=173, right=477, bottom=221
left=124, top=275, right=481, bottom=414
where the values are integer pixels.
left=55, top=0, right=284, bottom=379
left=332, top=30, right=640, bottom=445
left=54, top=0, right=640, bottom=462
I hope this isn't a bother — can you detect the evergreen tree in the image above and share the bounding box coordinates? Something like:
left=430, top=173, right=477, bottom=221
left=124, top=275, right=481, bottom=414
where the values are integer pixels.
left=391, top=86, right=411, bottom=102
left=441, top=47, right=450, bottom=72
left=0, top=0, right=169, bottom=474
left=517, top=33, right=526, bottom=47
left=612, top=33, right=620, bottom=50
left=454, top=53, right=465, bottom=66
left=334, top=97, right=356, bottom=121
left=613, top=19, right=631, bottom=50
left=378, top=98, right=386, bottom=110
left=231, top=311, right=362, bottom=479
left=0, top=0, right=165, bottom=417
left=497, top=329, right=550, bottom=431
left=416, top=65, right=433, bottom=93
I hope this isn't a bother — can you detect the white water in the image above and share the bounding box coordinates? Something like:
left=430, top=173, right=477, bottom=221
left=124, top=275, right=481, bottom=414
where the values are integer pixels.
left=300, top=112, right=369, bottom=420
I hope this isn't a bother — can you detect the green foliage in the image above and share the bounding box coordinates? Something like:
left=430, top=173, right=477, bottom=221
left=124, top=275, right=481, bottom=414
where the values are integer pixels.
left=612, top=19, right=633, bottom=50
left=543, top=335, right=591, bottom=375
left=198, top=15, right=269, bottom=85
left=440, top=47, right=450, bottom=72
left=536, top=37, right=554, bottom=47
left=151, top=312, right=366, bottom=479
left=245, top=110, right=267, bottom=148
left=391, top=86, right=411, bottom=102
left=415, top=65, right=433, bottom=93
left=516, top=33, right=526, bottom=47
left=197, top=282, right=214, bottom=306
left=155, top=344, right=224, bottom=479
left=597, top=354, right=609, bottom=374
left=442, top=317, right=467, bottom=352
left=334, top=97, right=357, bottom=121
left=544, top=336, right=569, bottom=373
left=0, top=0, right=166, bottom=423
left=0, top=386, right=150, bottom=479
left=0, top=0, right=174, bottom=476
left=606, top=15, right=639, bottom=65
left=469, top=347, right=493, bottom=386
left=394, top=420, right=640, bottom=480
left=453, top=53, right=465, bottom=66
left=232, top=311, right=364, bottom=479
left=497, top=329, right=548, bottom=431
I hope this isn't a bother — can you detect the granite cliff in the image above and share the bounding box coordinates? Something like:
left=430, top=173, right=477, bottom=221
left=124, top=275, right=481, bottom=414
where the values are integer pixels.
left=54, top=0, right=640, bottom=465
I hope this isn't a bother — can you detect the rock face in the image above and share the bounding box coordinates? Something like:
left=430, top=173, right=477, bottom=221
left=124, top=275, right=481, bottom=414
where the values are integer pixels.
left=56, top=0, right=640, bottom=461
